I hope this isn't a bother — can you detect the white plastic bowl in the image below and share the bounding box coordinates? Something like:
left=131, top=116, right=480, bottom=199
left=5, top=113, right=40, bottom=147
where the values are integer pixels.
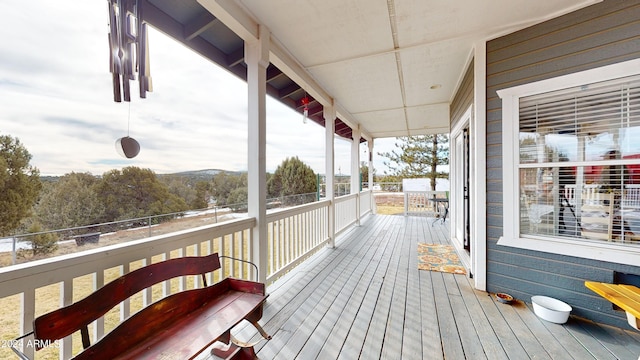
left=531, top=295, right=572, bottom=324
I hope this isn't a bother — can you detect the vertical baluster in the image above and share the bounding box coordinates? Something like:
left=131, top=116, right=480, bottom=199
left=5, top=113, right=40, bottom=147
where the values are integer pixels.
left=143, top=258, right=152, bottom=306
left=20, top=288, right=35, bottom=359
left=218, top=236, right=225, bottom=281
left=294, top=213, right=299, bottom=260
left=92, top=271, right=105, bottom=345
left=271, top=220, right=282, bottom=273
left=178, top=248, right=185, bottom=292
left=229, top=232, right=235, bottom=278
left=61, top=280, right=73, bottom=359
left=285, top=217, right=291, bottom=266
left=247, top=229, right=254, bottom=281
left=193, top=243, right=201, bottom=288
left=120, top=263, right=130, bottom=322
left=206, top=240, right=213, bottom=285
left=268, top=222, right=274, bottom=277
left=164, top=252, right=173, bottom=297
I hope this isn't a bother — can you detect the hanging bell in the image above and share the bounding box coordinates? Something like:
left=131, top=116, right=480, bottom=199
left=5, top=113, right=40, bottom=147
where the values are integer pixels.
left=115, top=136, right=140, bottom=158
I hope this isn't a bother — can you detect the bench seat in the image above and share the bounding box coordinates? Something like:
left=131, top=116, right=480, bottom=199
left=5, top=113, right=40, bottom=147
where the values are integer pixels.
left=73, top=278, right=266, bottom=360
left=585, top=281, right=640, bottom=330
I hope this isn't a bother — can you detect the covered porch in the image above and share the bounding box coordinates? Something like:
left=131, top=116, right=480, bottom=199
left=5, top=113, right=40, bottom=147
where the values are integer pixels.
left=222, top=214, right=640, bottom=360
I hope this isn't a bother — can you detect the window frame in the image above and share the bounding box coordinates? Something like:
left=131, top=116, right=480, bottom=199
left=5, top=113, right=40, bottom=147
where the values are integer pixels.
left=496, top=58, right=640, bottom=266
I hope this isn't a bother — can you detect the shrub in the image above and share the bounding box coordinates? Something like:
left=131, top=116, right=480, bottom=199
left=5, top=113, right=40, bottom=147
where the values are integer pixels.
left=23, top=223, right=58, bottom=255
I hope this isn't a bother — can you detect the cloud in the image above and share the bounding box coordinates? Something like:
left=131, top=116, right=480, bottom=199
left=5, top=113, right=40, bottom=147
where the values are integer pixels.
left=0, top=1, right=384, bottom=178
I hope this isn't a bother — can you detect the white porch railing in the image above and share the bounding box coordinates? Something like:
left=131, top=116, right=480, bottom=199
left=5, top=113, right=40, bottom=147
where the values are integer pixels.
left=335, top=193, right=358, bottom=234
left=404, top=190, right=448, bottom=216
left=266, top=200, right=330, bottom=283
left=0, top=194, right=373, bottom=359
left=360, top=190, right=373, bottom=217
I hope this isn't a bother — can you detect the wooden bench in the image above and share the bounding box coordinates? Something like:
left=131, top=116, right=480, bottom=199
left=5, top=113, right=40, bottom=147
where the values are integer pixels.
left=12, top=253, right=271, bottom=360
left=585, top=281, right=640, bottom=330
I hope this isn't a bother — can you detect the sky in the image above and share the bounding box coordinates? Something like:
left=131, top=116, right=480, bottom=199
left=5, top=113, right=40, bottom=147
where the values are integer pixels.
left=0, top=2, right=398, bottom=177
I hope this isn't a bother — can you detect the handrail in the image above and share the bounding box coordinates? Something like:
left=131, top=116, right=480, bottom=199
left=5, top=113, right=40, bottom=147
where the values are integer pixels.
left=266, top=199, right=330, bottom=223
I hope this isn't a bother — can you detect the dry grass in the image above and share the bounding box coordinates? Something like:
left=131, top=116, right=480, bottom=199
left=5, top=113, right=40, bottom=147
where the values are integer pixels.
left=376, top=205, right=404, bottom=215
left=373, top=192, right=405, bottom=215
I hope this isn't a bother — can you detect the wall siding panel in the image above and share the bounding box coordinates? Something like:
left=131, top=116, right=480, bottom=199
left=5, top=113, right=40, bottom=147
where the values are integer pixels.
left=450, top=59, right=474, bottom=131
left=485, top=0, right=640, bottom=328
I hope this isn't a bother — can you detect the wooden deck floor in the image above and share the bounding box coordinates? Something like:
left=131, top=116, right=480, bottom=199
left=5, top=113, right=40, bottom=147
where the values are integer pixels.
left=207, top=214, right=640, bottom=359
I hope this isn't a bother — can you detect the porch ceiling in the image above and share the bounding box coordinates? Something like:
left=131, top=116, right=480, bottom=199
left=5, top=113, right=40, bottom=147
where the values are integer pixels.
left=142, top=0, right=599, bottom=141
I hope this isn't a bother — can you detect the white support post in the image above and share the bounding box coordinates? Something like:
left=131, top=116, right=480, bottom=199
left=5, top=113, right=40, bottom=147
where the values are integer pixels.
left=351, top=127, right=361, bottom=225
left=325, top=105, right=336, bottom=248
left=368, top=139, right=374, bottom=188
left=245, top=25, right=269, bottom=283
left=369, top=139, right=375, bottom=214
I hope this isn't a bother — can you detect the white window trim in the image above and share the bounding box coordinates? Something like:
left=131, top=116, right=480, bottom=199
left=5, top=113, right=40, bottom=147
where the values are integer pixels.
left=496, top=58, right=640, bottom=266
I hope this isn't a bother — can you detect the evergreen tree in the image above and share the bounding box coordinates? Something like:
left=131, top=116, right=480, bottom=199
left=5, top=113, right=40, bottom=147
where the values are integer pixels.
left=211, top=172, right=246, bottom=206
left=0, top=134, right=42, bottom=236
left=268, top=157, right=316, bottom=204
left=94, top=166, right=188, bottom=222
left=378, top=134, right=449, bottom=190
left=35, top=172, right=104, bottom=230
left=192, top=181, right=210, bottom=209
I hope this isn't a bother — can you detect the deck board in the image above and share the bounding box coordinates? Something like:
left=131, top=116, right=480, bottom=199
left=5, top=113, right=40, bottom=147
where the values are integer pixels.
left=401, top=219, right=425, bottom=360
left=454, top=275, right=509, bottom=359
left=201, top=214, right=640, bottom=360
left=576, top=320, right=638, bottom=360
left=445, top=274, right=487, bottom=360
left=511, top=297, right=578, bottom=360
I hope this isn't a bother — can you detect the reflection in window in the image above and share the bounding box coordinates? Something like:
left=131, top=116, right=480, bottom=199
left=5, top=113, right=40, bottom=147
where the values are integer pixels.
left=518, top=75, right=640, bottom=242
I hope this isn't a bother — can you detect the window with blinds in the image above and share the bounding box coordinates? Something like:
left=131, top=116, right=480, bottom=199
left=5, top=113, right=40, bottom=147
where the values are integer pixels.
left=517, top=75, right=640, bottom=243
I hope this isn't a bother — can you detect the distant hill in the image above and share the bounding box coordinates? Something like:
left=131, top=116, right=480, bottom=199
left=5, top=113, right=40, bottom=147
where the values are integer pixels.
left=40, top=176, right=61, bottom=183
left=40, top=169, right=244, bottom=183
left=159, top=169, right=244, bottom=182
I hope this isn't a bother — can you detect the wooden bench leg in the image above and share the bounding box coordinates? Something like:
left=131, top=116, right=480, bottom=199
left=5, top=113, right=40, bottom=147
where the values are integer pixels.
left=211, top=338, right=258, bottom=360
left=251, top=321, right=272, bottom=340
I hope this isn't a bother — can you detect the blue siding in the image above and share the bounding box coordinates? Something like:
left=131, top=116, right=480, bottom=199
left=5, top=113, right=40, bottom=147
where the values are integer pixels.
left=485, top=0, right=640, bottom=328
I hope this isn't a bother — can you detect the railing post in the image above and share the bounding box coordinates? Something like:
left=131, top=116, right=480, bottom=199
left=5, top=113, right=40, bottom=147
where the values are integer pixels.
left=12, top=236, right=16, bottom=265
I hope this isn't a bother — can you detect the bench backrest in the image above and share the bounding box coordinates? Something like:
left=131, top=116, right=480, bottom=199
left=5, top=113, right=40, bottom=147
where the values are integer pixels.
left=32, top=253, right=221, bottom=349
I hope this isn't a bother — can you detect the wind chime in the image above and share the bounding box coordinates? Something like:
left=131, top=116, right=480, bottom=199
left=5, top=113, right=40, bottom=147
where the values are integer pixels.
left=108, top=0, right=152, bottom=158
left=301, top=94, right=310, bottom=124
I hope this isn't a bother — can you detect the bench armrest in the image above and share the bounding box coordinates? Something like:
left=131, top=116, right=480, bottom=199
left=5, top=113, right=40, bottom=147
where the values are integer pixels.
left=219, top=255, right=259, bottom=281
left=10, top=332, right=34, bottom=360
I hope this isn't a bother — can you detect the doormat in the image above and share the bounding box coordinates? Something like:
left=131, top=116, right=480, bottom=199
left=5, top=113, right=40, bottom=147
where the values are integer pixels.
left=417, top=243, right=466, bottom=275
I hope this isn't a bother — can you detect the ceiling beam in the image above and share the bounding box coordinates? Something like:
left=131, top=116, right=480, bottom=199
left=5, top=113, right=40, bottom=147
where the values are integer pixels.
left=268, top=38, right=331, bottom=107
left=278, top=83, right=302, bottom=99
left=184, top=11, right=218, bottom=41
left=266, top=66, right=284, bottom=83
left=142, top=0, right=229, bottom=68
left=226, top=48, right=244, bottom=67
left=197, top=0, right=259, bottom=42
